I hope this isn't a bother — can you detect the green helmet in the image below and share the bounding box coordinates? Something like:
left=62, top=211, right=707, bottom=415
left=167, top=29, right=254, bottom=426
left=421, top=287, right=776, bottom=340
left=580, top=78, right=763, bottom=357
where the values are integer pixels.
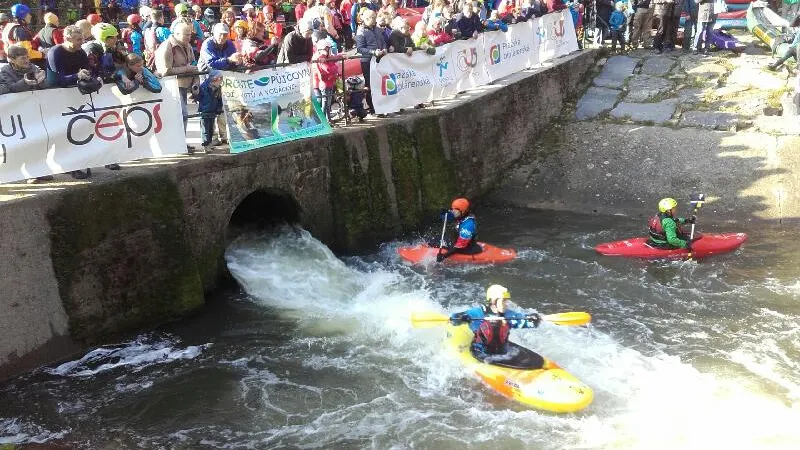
left=91, top=22, right=118, bottom=42
left=658, top=197, right=678, bottom=213
left=174, top=2, right=189, bottom=16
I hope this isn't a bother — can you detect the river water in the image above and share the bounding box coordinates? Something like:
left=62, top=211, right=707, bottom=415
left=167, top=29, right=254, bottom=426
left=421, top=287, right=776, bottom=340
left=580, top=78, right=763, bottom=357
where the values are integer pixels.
left=2, top=207, right=800, bottom=449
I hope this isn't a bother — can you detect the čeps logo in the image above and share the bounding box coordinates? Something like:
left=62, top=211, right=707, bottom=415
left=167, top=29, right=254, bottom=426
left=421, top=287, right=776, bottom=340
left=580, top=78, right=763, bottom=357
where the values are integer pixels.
left=64, top=99, right=163, bottom=148
left=381, top=74, right=398, bottom=95
left=489, top=44, right=502, bottom=65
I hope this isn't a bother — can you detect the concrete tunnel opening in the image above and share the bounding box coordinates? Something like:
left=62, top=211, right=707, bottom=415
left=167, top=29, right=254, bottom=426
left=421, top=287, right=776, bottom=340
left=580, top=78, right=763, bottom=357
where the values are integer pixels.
left=228, top=189, right=302, bottom=236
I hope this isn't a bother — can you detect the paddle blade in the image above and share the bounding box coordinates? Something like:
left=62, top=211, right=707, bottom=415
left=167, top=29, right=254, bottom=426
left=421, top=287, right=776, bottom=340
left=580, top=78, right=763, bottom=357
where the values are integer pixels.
left=541, top=312, right=591, bottom=326
left=410, top=312, right=450, bottom=328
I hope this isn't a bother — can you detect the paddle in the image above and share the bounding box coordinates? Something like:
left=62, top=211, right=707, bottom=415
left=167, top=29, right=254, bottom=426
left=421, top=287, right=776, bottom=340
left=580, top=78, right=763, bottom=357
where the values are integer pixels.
left=687, top=192, right=705, bottom=260
left=410, top=311, right=592, bottom=329
left=436, top=212, right=448, bottom=260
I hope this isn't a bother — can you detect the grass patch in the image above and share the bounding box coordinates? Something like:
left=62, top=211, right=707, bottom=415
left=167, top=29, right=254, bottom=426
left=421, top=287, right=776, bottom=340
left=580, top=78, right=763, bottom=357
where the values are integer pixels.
left=767, top=86, right=793, bottom=109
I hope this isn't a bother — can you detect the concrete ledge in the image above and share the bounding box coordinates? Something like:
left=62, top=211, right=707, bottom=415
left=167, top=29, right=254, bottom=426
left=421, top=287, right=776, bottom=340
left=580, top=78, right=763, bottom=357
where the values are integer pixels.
left=0, top=49, right=599, bottom=379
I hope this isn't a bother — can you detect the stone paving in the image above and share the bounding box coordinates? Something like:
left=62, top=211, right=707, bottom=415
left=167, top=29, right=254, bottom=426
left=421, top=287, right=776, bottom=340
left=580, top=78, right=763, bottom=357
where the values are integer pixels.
left=573, top=32, right=800, bottom=135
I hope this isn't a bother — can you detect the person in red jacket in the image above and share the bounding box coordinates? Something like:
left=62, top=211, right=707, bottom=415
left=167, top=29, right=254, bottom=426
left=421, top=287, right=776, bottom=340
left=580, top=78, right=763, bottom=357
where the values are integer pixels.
left=426, top=16, right=454, bottom=46
left=311, top=39, right=342, bottom=122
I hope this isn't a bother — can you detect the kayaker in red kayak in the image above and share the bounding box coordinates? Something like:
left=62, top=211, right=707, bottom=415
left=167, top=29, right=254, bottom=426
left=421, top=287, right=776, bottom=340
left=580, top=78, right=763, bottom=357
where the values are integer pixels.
left=449, top=285, right=542, bottom=361
left=436, top=197, right=482, bottom=262
left=647, top=197, right=696, bottom=251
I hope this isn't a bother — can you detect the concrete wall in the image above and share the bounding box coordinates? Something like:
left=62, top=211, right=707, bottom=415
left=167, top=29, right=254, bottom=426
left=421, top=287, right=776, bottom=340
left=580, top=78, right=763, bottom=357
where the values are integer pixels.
left=0, top=49, right=599, bottom=379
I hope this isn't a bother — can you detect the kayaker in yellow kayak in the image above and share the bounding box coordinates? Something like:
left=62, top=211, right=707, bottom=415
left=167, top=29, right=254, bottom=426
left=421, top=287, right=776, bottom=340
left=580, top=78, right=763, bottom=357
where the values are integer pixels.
left=647, top=197, right=696, bottom=251
left=449, top=284, right=542, bottom=362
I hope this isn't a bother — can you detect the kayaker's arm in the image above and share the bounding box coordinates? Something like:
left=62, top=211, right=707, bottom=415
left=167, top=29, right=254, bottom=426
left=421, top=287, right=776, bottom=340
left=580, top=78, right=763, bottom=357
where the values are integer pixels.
left=505, top=311, right=542, bottom=329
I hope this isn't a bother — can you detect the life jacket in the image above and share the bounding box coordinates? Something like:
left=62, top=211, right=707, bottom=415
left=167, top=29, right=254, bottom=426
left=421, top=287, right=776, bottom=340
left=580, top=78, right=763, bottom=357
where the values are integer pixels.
left=2, top=22, right=43, bottom=59
left=454, top=213, right=478, bottom=243
left=648, top=212, right=684, bottom=242
left=473, top=311, right=510, bottom=355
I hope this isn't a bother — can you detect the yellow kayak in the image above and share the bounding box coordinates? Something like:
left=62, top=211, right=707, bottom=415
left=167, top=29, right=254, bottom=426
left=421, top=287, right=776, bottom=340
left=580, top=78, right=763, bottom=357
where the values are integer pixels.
left=445, top=323, right=593, bottom=413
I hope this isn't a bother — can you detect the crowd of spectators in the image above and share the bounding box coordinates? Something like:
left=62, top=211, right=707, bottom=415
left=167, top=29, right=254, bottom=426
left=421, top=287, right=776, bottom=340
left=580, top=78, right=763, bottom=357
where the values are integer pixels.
left=0, top=0, right=582, bottom=182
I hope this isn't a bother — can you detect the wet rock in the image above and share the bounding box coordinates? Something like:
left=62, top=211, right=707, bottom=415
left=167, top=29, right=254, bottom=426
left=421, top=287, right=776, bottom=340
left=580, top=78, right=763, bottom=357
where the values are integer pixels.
left=575, top=87, right=622, bottom=120
left=609, top=99, right=678, bottom=124
left=623, top=75, right=675, bottom=102
left=641, top=55, right=676, bottom=76
left=679, top=111, right=739, bottom=130
left=593, top=56, right=640, bottom=88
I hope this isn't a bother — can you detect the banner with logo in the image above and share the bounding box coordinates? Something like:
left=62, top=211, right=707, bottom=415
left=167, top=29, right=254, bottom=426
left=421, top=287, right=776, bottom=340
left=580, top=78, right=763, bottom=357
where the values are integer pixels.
left=0, top=78, right=184, bottom=184
left=220, top=63, right=331, bottom=153
left=483, top=21, right=536, bottom=83
left=368, top=51, right=438, bottom=115
left=434, top=39, right=488, bottom=99
left=534, top=9, right=579, bottom=66
left=370, top=10, right=579, bottom=114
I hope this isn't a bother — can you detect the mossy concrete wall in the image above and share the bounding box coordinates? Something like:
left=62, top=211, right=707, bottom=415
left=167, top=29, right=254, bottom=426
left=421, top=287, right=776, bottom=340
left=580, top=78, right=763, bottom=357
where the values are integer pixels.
left=0, top=49, right=599, bottom=380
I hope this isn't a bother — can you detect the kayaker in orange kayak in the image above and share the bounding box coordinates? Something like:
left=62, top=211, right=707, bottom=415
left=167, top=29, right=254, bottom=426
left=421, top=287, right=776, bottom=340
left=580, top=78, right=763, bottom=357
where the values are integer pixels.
left=449, top=285, right=542, bottom=361
left=647, top=197, right=696, bottom=251
left=436, top=197, right=481, bottom=262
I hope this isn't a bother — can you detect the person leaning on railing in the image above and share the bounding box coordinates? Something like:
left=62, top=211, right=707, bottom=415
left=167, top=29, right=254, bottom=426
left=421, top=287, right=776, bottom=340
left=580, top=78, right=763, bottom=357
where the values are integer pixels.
left=0, top=44, right=47, bottom=94
left=276, top=18, right=312, bottom=64
left=355, top=8, right=386, bottom=116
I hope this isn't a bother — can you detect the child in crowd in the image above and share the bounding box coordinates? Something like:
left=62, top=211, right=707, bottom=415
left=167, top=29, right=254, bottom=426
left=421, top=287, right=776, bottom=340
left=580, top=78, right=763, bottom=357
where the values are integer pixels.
left=115, top=53, right=162, bottom=95
left=411, top=21, right=437, bottom=54
left=346, top=76, right=368, bottom=122
left=609, top=1, right=627, bottom=53
left=198, top=70, right=224, bottom=152
left=311, top=39, right=342, bottom=122
left=485, top=10, right=509, bottom=31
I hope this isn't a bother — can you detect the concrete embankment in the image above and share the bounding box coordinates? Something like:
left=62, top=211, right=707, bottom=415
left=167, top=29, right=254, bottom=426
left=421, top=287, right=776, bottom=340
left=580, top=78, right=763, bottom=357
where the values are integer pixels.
left=493, top=41, right=800, bottom=224
left=0, top=49, right=599, bottom=379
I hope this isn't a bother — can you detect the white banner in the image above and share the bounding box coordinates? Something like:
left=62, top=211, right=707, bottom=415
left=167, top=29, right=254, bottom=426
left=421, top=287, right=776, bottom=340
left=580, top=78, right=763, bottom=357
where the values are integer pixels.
left=483, top=23, right=536, bottom=83
left=369, top=52, right=437, bottom=114
left=370, top=11, right=579, bottom=114
left=535, top=9, right=579, bottom=64
left=434, top=39, right=488, bottom=98
left=0, top=78, right=184, bottom=184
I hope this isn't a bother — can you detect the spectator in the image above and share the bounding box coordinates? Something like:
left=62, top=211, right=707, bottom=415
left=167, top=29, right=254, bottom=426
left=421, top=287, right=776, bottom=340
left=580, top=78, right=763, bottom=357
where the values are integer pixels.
left=426, top=16, right=454, bottom=45
left=144, top=9, right=170, bottom=70
left=355, top=8, right=386, bottom=115
left=199, top=23, right=241, bottom=71
left=682, top=0, right=697, bottom=51
left=203, top=8, right=217, bottom=29
left=87, top=23, right=125, bottom=82
left=486, top=10, right=509, bottom=31
left=651, top=0, right=673, bottom=53
left=351, top=0, right=378, bottom=35
left=668, top=0, right=687, bottom=51
left=630, top=0, right=652, bottom=49
left=156, top=21, right=199, bottom=154
left=3, top=4, right=43, bottom=61
left=422, top=0, right=449, bottom=24
left=545, top=0, right=567, bottom=11
left=233, top=19, right=249, bottom=52
left=311, top=39, right=342, bottom=121
left=242, top=3, right=258, bottom=25
left=327, top=0, right=346, bottom=48
left=0, top=44, right=47, bottom=94
left=455, top=3, right=483, bottom=39
left=388, top=16, right=414, bottom=56
left=242, top=20, right=280, bottom=66
left=45, top=25, right=94, bottom=180
left=411, top=20, right=436, bottom=53
left=171, top=3, right=204, bottom=53
left=693, top=0, right=714, bottom=56
left=140, top=5, right=153, bottom=32
left=340, top=0, right=354, bottom=48
left=305, top=1, right=340, bottom=40
left=609, top=1, right=626, bottom=52
left=296, top=0, right=314, bottom=21
left=261, top=5, right=284, bottom=41
left=33, top=12, right=62, bottom=55
left=377, top=12, right=392, bottom=43
left=277, top=19, right=313, bottom=63
left=520, top=0, right=548, bottom=19
left=115, top=53, right=162, bottom=94
left=0, top=13, right=9, bottom=61
left=198, top=70, right=224, bottom=153
left=122, top=14, right=144, bottom=56
left=86, top=13, right=101, bottom=26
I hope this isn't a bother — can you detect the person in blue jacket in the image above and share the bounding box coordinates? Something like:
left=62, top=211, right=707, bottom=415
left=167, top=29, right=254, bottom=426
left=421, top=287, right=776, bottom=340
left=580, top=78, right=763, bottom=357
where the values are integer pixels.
left=436, top=197, right=481, bottom=262
left=449, top=284, right=542, bottom=360
left=198, top=23, right=241, bottom=71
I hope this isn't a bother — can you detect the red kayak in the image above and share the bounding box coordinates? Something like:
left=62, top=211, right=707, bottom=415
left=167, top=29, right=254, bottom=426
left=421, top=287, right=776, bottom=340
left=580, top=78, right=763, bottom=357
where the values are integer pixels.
left=398, top=242, right=517, bottom=264
left=595, top=233, right=748, bottom=260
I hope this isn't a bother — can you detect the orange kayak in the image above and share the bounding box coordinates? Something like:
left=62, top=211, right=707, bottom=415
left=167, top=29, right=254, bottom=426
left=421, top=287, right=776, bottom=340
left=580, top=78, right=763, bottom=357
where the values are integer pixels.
left=397, top=242, right=517, bottom=265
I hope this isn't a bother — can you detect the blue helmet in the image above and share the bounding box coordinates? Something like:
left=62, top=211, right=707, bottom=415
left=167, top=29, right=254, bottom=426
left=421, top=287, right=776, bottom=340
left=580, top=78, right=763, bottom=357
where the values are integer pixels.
left=10, top=3, right=30, bottom=20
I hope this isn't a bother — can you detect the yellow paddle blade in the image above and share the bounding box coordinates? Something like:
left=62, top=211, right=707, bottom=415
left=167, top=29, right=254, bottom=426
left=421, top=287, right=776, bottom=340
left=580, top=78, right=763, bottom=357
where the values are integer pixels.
left=410, top=311, right=450, bottom=328
left=542, top=312, right=592, bottom=326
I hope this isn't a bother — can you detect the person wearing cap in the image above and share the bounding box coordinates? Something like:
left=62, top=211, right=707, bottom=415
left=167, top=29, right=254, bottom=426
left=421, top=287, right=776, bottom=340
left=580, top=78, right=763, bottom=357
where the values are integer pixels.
left=449, top=285, right=542, bottom=360
left=156, top=21, right=199, bottom=153
left=436, top=197, right=481, bottom=262
left=276, top=17, right=312, bottom=63
left=33, top=12, right=62, bottom=55
left=199, top=22, right=241, bottom=71
left=171, top=2, right=204, bottom=53
left=311, top=38, right=342, bottom=122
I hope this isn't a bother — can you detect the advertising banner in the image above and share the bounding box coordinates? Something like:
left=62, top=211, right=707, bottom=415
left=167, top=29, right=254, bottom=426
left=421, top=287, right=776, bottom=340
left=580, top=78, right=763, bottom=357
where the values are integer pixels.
left=368, top=51, right=438, bottom=115
left=434, top=39, right=488, bottom=98
left=483, top=23, right=536, bottom=83
left=220, top=63, right=332, bottom=153
left=535, top=9, right=579, bottom=64
left=0, top=78, right=184, bottom=184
